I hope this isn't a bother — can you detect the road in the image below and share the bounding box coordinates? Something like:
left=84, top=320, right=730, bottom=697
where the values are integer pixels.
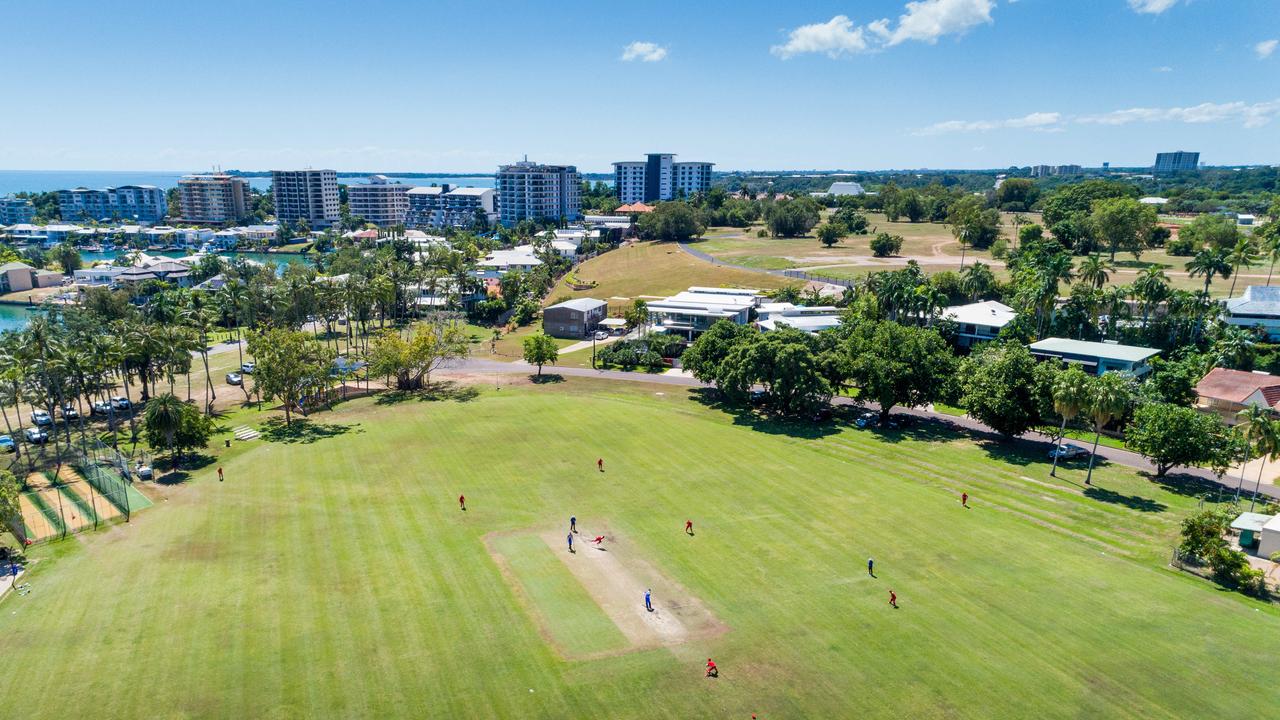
left=444, top=356, right=1280, bottom=502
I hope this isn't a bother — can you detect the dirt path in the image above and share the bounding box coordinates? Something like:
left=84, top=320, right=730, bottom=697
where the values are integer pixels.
left=539, top=528, right=724, bottom=652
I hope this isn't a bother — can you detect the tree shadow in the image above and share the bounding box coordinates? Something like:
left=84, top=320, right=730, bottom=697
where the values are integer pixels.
left=530, top=374, right=565, bottom=384
left=1148, top=471, right=1239, bottom=500
left=155, top=470, right=190, bottom=485
left=375, top=381, right=480, bottom=405
left=688, top=388, right=845, bottom=439
left=260, top=417, right=361, bottom=444
left=1083, top=486, right=1168, bottom=513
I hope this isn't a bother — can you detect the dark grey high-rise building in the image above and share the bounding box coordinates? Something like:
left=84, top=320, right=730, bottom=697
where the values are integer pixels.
left=1154, top=151, right=1199, bottom=173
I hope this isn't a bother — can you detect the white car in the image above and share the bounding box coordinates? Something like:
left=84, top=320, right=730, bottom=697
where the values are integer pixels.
left=23, top=427, right=48, bottom=444
left=110, top=396, right=132, bottom=411
left=30, top=410, right=52, bottom=427
left=226, top=372, right=243, bottom=386
left=240, top=361, right=256, bottom=374
left=91, top=400, right=112, bottom=416
left=594, top=330, right=610, bottom=341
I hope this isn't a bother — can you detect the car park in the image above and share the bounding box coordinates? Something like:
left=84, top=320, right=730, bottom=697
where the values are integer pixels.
left=61, top=403, right=79, bottom=421
left=226, top=372, right=243, bottom=386
left=23, top=427, right=48, bottom=444
left=92, top=400, right=112, bottom=416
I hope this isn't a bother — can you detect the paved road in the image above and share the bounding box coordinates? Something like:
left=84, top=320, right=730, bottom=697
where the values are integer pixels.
left=445, top=356, right=1280, bottom=502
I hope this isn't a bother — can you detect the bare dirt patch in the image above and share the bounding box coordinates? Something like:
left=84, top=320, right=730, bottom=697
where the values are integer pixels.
left=538, top=526, right=726, bottom=652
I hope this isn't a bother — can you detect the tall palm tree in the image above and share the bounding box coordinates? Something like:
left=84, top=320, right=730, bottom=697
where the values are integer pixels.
left=1050, top=366, right=1092, bottom=478
left=1077, top=255, right=1113, bottom=290
left=1084, top=372, right=1132, bottom=486
left=960, top=262, right=996, bottom=302
left=1132, top=266, right=1170, bottom=329
left=1225, top=237, right=1259, bottom=297
left=1234, top=405, right=1270, bottom=502
left=1186, top=247, right=1233, bottom=300
left=144, top=393, right=184, bottom=472
left=1261, top=230, right=1280, bottom=287
left=1240, top=410, right=1280, bottom=512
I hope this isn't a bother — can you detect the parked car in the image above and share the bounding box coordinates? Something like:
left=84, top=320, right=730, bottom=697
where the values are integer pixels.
left=226, top=372, right=243, bottom=386
left=110, top=396, right=131, bottom=411
left=1048, top=443, right=1090, bottom=460
left=855, top=411, right=879, bottom=429
left=593, top=330, right=609, bottom=341
left=61, top=403, right=79, bottom=421
left=134, top=462, right=153, bottom=481
left=23, top=427, right=48, bottom=444
left=240, top=361, right=256, bottom=374
left=30, top=409, right=52, bottom=427
left=811, top=407, right=833, bottom=423
left=749, top=389, right=770, bottom=405
left=0, top=435, right=14, bottom=453
left=91, top=400, right=112, bottom=416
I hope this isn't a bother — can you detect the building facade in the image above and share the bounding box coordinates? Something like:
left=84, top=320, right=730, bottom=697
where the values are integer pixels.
left=347, top=175, right=410, bottom=226
left=58, top=185, right=167, bottom=224
left=1028, top=338, right=1159, bottom=377
left=0, top=196, right=35, bottom=225
left=271, top=169, right=340, bottom=227
left=543, top=298, right=607, bottom=338
left=612, top=153, right=714, bottom=203
left=178, top=174, right=251, bottom=224
left=1154, top=151, right=1199, bottom=173
left=404, top=185, right=496, bottom=229
left=495, top=161, right=581, bottom=227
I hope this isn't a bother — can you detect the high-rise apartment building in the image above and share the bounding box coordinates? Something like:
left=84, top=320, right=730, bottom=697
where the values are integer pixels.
left=1030, top=164, right=1083, bottom=178
left=613, top=153, right=714, bottom=203
left=271, top=169, right=339, bottom=227
left=0, top=196, right=35, bottom=225
left=178, top=174, right=252, bottom=224
left=405, top=185, right=496, bottom=229
left=58, top=185, right=167, bottom=224
left=495, top=161, right=581, bottom=227
left=347, top=175, right=410, bottom=226
left=1154, top=151, right=1199, bottom=173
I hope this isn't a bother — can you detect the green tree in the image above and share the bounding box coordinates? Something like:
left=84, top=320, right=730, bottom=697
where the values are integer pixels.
left=960, top=262, right=996, bottom=301
left=522, top=333, right=559, bottom=377
left=246, top=328, right=335, bottom=426
left=947, top=195, right=1000, bottom=262
left=1083, top=372, right=1135, bottom=485
left=1090, top=197, right=1157, bottom=261
left=143, top=393, right=212, bottom=470
left=832, top=207, right=869, bottom=234
left=1049, top=366, right=1092, bottom=477
left=816, top=222, right=844, bottom=248
left=681, top=320, right=754, bottom=387
left=995, top=178, right=1039, bottom=211
left=846, top=321, right=955, bottom=423
left=635, top=202, right=706, bottom=242
left=717, top=328, right=835, bottom=416
left=0, top=468, right=19, bottom=531
left=764, top=198, right=822, bottom=238
left=1127, top=402, right=1235, bottom=477
left=52, top=242, right=82, bottom=274
left=1042, top=180, right=1136, bottom=228
left=1224, top=237, right=1259, bottom=297
left=1236, top=405, right=1279, bottom=512
left=960, top=343, right=1045, bottom=438
left=869, top=232, right=904, bottom=258
left=1185, top=247, right=1232, bottom=299
left=367, top=321, right=469, bottom=391
left=623, top=299, right=649, bottom=332
left=1179, top=212, right=1240, bottom=251
left=1077, top=255, right=1113, bottom=290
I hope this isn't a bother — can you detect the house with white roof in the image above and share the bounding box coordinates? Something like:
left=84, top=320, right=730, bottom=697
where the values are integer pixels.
left=756, top=304, right=842, bottom=333
left=1223, top=286, right=1280, bottom=340
left=477, top=247, right=543, bottom=278
left=646, top=287, right=762, bottom=340
left=1028, top=338, right=1160, bottom=377
left=73, top=266, right=127, bottom=286
left=940, top=300, right=1017, bottom=347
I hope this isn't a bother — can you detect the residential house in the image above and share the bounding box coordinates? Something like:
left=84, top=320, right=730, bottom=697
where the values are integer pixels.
left=646, top=287, right=761, bottom=340
left=72, top=266, right=127, bottom=286
left=941, top=300, right=1017, bottom=347
left=756, top=304, right=842, bottom=333
left=543, top=298, right=608, bottom=338
left=1028, top=338, right=1160, bottom=377
left=0, top=262, right=63, bottom=293
left=1223, top=286, right=1280, bottom=340
left=115, top=261, right=193, bottom=287
left=1193, top=368, right=1280, bottom=424
left=476, top=247, right=543, bottom=278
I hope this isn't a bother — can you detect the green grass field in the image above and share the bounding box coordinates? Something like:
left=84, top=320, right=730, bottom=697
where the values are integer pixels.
left=0, top=378, right=1276, bottom=718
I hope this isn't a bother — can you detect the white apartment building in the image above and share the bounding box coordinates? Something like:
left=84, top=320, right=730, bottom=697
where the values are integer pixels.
left=178, top=174, right=252, bottom=224
left=404, top=185, right=496, bottom=229
left=612, top=153, right=713, bottom=202
left=271, top=169, right=339, bottom=228
left=495, top=161, right=581, bottom=227
left=347, top=175, right=410, bottom=226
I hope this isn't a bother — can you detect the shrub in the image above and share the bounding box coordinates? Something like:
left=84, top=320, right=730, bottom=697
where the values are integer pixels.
left=869, top=232, right=904, bottom=257
left=756, top=229, right=768, bottom=238
left=1166, top=235, right=1196, bottom=256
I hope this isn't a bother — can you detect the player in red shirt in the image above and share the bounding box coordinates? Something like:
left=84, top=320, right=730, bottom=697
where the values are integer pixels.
left=592, top=535, right=605, bottom=546
left=685, top=520, right=694, bottom=535
left=961, top=492, right=968, bottom=508
left=458, top=494, right=466, bottom=511
left=597, top=457, right=604, bottom=472
left=888, top=590, right=898, bottom=608
left=705, top=658, right=718, bottom=677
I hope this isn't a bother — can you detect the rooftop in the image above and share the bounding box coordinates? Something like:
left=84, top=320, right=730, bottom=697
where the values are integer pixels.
left=1225, top=286, right=1280, bottom=317
left=1194, top=367, right=1280, bottom=406
left=1028, top=338, right=1160, bottom=363
left=546, top=298, right=607, bottom=312
left=943, top=300, right=1017, bottom=328
left=1230, top=512, right=1274, bottom=533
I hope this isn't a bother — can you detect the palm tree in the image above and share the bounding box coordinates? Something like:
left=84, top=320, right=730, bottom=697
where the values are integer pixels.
left=1261, top=231, right=1280, bottom=287
left=1077, top=255, right=1113, bottom=290
left=1132, top=266, right=1170, bottom=329
left=1234, top=405, right=1270, bottom=502
left=1185, top=247, right=1233, bottom=300
left=1050, top=366, right=1092, bottom=478
left=1237, top=409, right=1280, bottom=512
left=144, top=393, right=184, bottom=472
left=960, top=262, right=996, bottom=302
left=1084, top=372, right=1132, bottom=486
left=1225, top=237, right=1259, bottom=297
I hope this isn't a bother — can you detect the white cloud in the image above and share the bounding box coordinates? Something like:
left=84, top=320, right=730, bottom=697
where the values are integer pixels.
left=771, top=15, right=868, bottom=59
left=620, top=41, right=668, bottom=62
left=915, top=111, right=1062, bottom=135
left=1128, top=0, right=1180, bottom=14
left=773, top=0, right=993, bottom=58
left=877, top=0, right=995, bottom=46
left=1154, top=65, right=1173, bottom=72
left=1256, top=39, right=1279, bottom=60
left=1077, top=99, right=1280, bottom=128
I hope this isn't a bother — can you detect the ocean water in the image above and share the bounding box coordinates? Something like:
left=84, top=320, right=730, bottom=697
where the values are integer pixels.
left=0, top=170, right=496, bottom=194
left=0, top=304, right=35, bottom=333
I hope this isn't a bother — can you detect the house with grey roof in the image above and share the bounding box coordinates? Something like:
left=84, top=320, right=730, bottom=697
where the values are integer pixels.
left=1223, top=286, right=1280, bottom=340
left=543, top=298, right=608, bottom=338
left=0, top=262, right=63, bottom=293
left=1028, top=338, right=1160, bottom=377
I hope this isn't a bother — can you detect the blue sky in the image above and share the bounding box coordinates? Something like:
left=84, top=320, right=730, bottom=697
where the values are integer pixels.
left=1, top=0, right=1276, bottom=172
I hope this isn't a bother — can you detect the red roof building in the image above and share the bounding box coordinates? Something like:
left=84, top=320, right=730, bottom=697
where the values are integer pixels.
left=1194, top=367, right=1280, bottom=423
